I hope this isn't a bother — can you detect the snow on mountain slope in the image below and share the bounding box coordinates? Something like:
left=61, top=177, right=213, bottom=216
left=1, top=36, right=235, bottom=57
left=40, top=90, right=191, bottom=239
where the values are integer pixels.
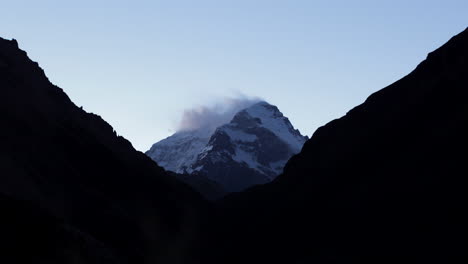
left=244, top=102, right=306, bottom=153
left=146, top=128, right=211, bottom=173
left=146, top=101, right=308, bottom=195
left=187, top=102, right=308, bottom=192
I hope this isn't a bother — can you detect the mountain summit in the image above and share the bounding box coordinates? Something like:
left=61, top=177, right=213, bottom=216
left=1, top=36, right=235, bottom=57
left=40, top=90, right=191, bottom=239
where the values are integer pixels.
left=146, top=101, right=308, bottom=196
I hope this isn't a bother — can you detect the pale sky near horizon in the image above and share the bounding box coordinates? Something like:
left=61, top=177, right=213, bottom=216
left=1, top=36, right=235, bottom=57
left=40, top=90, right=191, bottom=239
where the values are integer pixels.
left=1, top=0, right=467, bottom=151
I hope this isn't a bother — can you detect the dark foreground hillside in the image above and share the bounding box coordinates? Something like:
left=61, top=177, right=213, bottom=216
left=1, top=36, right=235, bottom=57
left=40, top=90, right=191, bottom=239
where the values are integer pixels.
left=0, top=38, right=207, bottom=263
left=197, top=28, right=468, bottom=263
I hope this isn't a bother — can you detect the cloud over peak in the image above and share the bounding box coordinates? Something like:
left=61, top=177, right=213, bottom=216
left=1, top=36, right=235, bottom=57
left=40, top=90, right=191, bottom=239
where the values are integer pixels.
left=177, top=96, right=262, bottom=132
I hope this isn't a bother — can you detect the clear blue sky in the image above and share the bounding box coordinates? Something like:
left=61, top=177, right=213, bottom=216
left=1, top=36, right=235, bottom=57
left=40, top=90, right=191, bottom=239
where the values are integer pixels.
left=1, top=0, right=467, bottom=151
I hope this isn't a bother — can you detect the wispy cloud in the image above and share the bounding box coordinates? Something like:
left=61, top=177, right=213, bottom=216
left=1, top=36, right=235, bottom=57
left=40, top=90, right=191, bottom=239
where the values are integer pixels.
left=177, top=95, right=262, bottom=132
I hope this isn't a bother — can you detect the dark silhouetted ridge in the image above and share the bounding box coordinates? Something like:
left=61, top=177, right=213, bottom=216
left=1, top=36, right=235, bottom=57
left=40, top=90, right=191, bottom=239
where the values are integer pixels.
left=0, top=37, right=207, bottom=263
left=197, top=28, right=468, bottom=263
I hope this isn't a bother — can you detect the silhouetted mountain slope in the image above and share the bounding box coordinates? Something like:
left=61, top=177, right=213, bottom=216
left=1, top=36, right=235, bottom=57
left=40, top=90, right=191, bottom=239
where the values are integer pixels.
left=199, top=28, right=468, bottom=263
left=167, top=171, right=226, bottom=201
left=0, top=38, right=207, bottom=263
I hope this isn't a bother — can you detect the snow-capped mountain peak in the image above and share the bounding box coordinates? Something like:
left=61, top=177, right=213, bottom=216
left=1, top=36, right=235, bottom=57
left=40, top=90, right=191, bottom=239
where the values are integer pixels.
left=146, top=101, right=308, bottom=196
left=235, top=101, right=307, bottom=152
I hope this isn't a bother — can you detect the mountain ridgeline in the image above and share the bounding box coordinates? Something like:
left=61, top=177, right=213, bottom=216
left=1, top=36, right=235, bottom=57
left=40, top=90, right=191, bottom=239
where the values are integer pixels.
left=0, top=38, right=206, bottom=263
left=0, top=27, right=467, bottom=264
left=146, top=101, right=308, bottom=198
left=196, top=28, right=468, bottom=263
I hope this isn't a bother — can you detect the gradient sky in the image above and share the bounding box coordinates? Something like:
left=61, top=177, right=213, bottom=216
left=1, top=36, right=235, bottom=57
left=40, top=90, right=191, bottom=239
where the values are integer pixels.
left=1, top=0, right=467, bottom=151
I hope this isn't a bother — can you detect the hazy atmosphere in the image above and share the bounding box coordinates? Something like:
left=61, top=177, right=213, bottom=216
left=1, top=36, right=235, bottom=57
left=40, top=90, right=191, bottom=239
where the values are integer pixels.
left=1, top=0, right=467, bottom=150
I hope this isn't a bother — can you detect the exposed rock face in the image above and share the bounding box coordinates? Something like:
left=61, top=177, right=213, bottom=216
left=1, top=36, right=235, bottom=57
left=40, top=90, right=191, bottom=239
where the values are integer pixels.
left=196, top=28, right=468, bottom=263
left=190, top=102, right=308, bottom=192
left=147, top=101, right=308, bottom=196
left=0, top=37, right=206, bottom=264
